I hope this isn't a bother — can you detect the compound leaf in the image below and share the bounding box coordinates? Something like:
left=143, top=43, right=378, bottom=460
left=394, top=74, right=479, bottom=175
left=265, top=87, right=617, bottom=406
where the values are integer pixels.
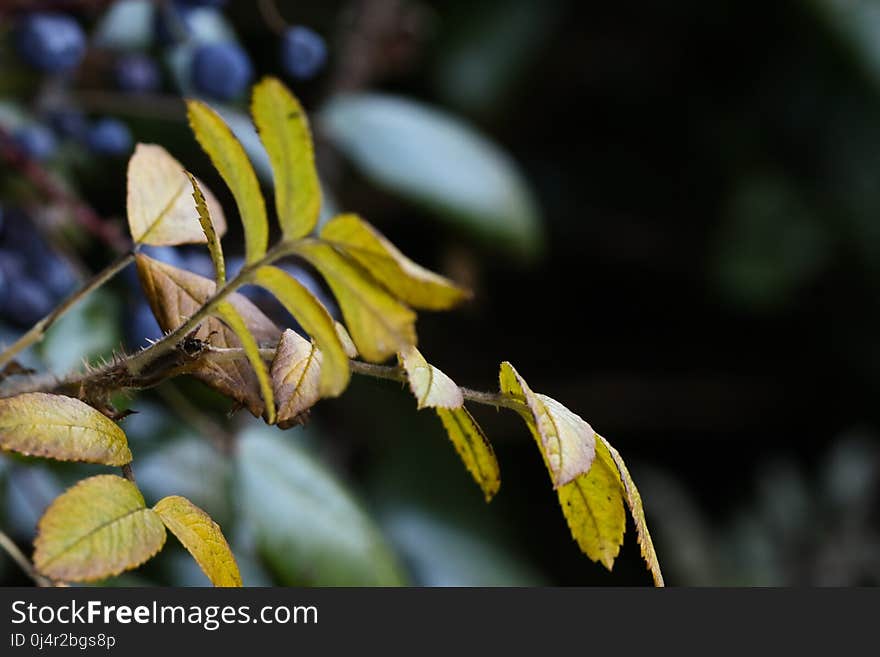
left=436, top=407, right=501, bottom=502
left=126, top=143, right=227, bottom=246
left=136, top=254, right=280, bottom=417
left=296, top=241, right=416, bottom=362
left=320, top=214, right=470, bottom=310
left=251, top=77, right=321, bottom=239
left=499, top=361, right=595, bottom=487
left=271, top=329, right=321, bottom=429
left=0, top=392, right=131, bottom=466
left=187, top=100, right=268, bottom=264
left=33, top=475, right=166, bottom=582
left=215, top=301, right=275, bottom=424
left=186, top=171, right=225, bottom=284
left=253, top=265, right=349, bottom=397
left=153, top=495, right=242, bottom=587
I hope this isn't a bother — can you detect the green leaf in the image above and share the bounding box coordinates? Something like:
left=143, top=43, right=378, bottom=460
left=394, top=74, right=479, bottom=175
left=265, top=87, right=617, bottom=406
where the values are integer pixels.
left=253, top=265, right=350, bottom=397
left=271, top=329, right=322, bottom=428
left=136, top=254, right=280, bottom=416
left=251, top=77, right=321, bottom=239
left=237, top=426, right=405, bottom=585
left=126, top=143, right=227, bottom=246
left=499, top=361, right=595, bottom=487
left=153, top=495, right=242, bottom=587
left=187, top=100, right=268, bottom=264
left=556, top=439, right=626, bottom=571
left=398, top=345, right=463, bottom=410
left=320, top=214, right=470, bottom=310
left=0, top=393, right=131, bottom=466
left=599, top=436, right=664, bottom=586
left=295, top=241, right=416, bottom=362
left=320, top=93, right=543, bottom=257
left=436, top=408, right=501, bottom=502
left=215, top=301, right=275, bottom=424
left=186, top=171, right=225, bottom=284
left=33, top=475, right=166, bottom=582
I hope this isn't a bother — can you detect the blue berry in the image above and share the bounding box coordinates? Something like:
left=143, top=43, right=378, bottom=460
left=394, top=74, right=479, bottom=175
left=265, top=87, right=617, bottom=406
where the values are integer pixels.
left=47, top=109, right=88, bottom=141
left=86, top=118, right=133, bottom=156
left=14, top=124, right=57, bottom=161
left=191, top=42, right=253, bottom=101
left=16, top=13, right=87, bottom=74
left=280, top=26, right=327, bottom=80
left=114, top=54, right=161, bottom=94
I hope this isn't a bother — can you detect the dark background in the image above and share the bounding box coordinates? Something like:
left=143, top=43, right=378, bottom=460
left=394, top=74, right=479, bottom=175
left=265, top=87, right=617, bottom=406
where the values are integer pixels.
left=2, top=0, right=879, bottom=586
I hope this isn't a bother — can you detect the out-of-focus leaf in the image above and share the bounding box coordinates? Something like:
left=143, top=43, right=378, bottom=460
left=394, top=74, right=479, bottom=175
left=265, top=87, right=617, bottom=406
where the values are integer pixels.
left=253, top=265, right=349, bottom=397
left=136, top=255, right=280, bottom=416
left=187, top=101, right=267, bottom=264
left=4, top=465, right=64, bottom=539
left=600, top=436, right=664, bottom=586
left=41, top=290, right=119, bottom=374
left=153, top=495, right=241, bottom=587
left=186, top=172, right=225, bottom=284
left=127, top=144, right=227, bottom=246
left=320, top=214, right=470, bottom=310
left=436, top=408, right=500, bottom=502
left=33, top=475, right=166, bottom=582
left=320, top=93, right=542, bottom=257
left=237, top=426, right=405, bottom=585
left=93, top=0, right=154, bottom=50
left=295, top=241, right=416, bottom=362
left=398, top=346, right=462, bottom=410
left=0, top=393, right=131, bottom=465
left=251, top=77, right=320, bottom=239
left=215, top=301, right=275, bottom=424
left=499, top=361, right=595, bottom=487
left=271, top=329, right=321, bottom=428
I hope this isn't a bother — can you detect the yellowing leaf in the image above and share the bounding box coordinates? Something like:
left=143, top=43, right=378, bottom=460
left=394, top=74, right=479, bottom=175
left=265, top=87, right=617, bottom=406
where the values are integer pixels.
left=215, top=302, right=275, bottom=424
left=136, top=254, right=280, bottom=416
left=271, top=329, right=321, bottom=428
left=599, top=436, right=664, bottom=586
left=295, top=241, right=416, bottom=362
left=436, top=407, right=500, bottom=502
left=335, top=321, right=358, bottom=358
left=499, top=362, right=595, bottom=487
left=320, top=214, right=470, bottom=310
left=0, top=392, right=131, bottom=466
left=126, top=143, right=226, bottom=246
left=187, top=100, right=268, bottom=264
left=557, top=439, right=626, bottom=571
left=253, top=265, right=349, bottom=397
left=34, top=475, right=166, bottom=582
left=251, top=77, right=320, bottom=239
left=398, top=345, right=463, bottom=410
left=186, top=171, right=225, bottom=284
left=153, top=495, right=242, bottom=587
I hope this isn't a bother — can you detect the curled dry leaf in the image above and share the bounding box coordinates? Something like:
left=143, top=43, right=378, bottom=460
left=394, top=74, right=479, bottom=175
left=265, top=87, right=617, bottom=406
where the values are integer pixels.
left=127, top=144, right=226, bottom=246
left=271, top=329, right=322, bottom=429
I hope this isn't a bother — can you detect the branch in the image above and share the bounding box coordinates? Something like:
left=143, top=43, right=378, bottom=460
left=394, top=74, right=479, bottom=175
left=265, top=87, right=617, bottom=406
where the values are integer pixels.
left=0, top=529, right=53, bottom=587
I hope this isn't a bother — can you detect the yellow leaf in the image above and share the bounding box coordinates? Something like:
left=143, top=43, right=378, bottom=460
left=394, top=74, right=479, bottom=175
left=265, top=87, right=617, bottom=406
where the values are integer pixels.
left=126, top=143, right=226, bottom=246
left=215, top=302, right=275, bottom=424
left=0, top=392, right=131, bottom=466
left=398, top=345, right=463, bottom=410
left=253, top=265, right=350, bottom=397
left=185, top=171, right=225, bottom=284
left=436, top=407, right=500, bottom=502
left=320, top=214, right=470, bottom=310
left=187, top=100, right=268, bottom=264
left=153, top=495, right=242, bottom=587
left=251, top=77, right=320, bottom=239
left=498, top=361, right=595, bottom=487
left=335, top=321, right=358, bottom=358
left=34, top=475, right=166, bottom=582
left=295, top=241, right=416, bottom=362
left=557, top=439, right=626, bottom=571
left=599, top=435, right=664, bottom=586
left=136, top=254, right=280, bottom=416
left=271, top=329, right=321, bottom=428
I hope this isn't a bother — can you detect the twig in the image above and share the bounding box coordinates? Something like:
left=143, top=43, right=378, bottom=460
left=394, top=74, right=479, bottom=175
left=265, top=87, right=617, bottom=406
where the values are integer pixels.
left=121, top=463, right=136, bottom=483
left=257, top=0, right=288, bottom=35
left=72, top=90, right=186, bottom=122
left=0, top=529, right=53, bottom=587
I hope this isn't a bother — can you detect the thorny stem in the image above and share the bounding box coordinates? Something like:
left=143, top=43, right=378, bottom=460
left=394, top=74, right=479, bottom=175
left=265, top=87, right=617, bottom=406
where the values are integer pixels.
left=0, top=529, right=53, bottom=587
left=0, top=251, right=136, bottom=369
